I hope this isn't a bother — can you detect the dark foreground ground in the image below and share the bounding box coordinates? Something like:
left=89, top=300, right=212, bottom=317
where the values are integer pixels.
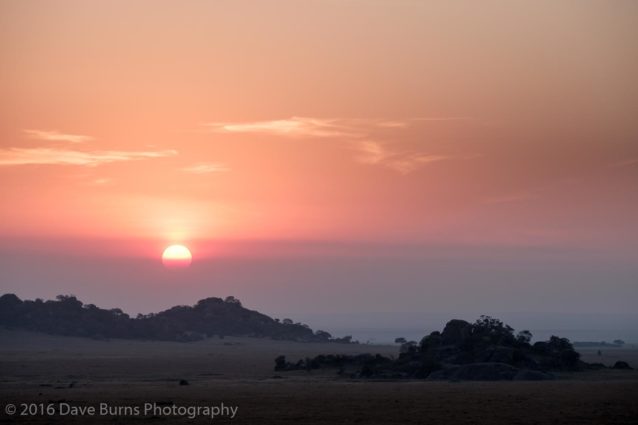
left=1, top=329, right=637, bottom=424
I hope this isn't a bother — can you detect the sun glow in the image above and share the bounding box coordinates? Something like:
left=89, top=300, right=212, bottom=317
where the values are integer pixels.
left=162, top=244, right=192, bottom=268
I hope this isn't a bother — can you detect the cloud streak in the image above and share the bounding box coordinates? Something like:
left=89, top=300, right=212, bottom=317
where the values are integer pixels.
left=354, top=140, right=449, bottom=174
left=0, top=148, right=177, bottom=167
left=24, top=129, right=94, bottom=144
left=182, top=163, right=230, bottom=174
left=204, top=116, right=469, bottom=174
left=204, top=117, right=355, bottom=138
left=205, top=116, right=474, bottom=138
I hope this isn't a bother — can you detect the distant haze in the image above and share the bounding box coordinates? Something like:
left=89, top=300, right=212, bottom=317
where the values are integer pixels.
left=2, top=238, right=636, bottom=343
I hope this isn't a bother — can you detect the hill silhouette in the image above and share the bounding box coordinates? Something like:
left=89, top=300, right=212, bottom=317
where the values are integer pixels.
left=0, top=294, right=344, bottom=343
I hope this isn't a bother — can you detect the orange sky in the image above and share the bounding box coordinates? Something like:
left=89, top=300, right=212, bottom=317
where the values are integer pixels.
left=1, top=0, right=637, bottom=253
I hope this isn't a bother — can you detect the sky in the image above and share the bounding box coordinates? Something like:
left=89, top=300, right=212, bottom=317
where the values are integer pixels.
left=1, top=1, right=637, bottom=340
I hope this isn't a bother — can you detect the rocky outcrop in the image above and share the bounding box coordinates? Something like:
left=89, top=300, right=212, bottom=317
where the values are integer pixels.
left=275, top=316, right=599, bottom=381
left=440, top=319, right=472, bottom=345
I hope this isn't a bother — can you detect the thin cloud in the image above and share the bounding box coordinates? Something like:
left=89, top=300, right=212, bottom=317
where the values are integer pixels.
left=204, top=116, right=474, bottom=138
left=354, top=140, right=449, bottom=175
left=204, top=117, right=355, bottom=138
left=204, top=116, right=475, bottom=174
left=356, top=140, right=386, bottom=164
left=374, top=121, right=409, bottom=128
left=182, top=163, right=230, bottom=174
left=384, top=153, right=450, bottom=175
left=0, top=148, right=177, bottom=167
left=24, top=129, right=94, bottom=144
left=412, top=116, right=475, bottom=122
left=92, top=178, right=112, bottom=185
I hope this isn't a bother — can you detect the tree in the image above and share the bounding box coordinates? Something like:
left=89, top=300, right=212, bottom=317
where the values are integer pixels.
left=472, top=315, right=515, bottom=345
left=274, top=355, right=287, bottom=371
left=282, top=318, right=293, bottom=325
left=539, top=336, right=580, bottom=367
left=224, top=296, right=241, bottom=306
left=55, top=295, right=83, bottom=308
left=56, top=294, right=76, bottom=302
left=613, top=339, right=625, bottom=346
left=400, top=341, right=418, bottom=354
left=394, top=337, right=407, bottom=344
left=315, top=330, right=332, bottom=340
left=516, top=330, right=533, bottom=345
left=109, top=308, right=127, bottom=317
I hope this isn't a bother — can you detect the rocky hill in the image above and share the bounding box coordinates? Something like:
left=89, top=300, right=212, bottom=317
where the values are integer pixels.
left=0, top=294, right=340, bottom=343
left=275, top=316, right=631, bottom=380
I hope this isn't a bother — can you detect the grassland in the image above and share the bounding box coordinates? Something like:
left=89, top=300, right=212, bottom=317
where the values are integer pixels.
left=1, top=329, right=637, bottom=424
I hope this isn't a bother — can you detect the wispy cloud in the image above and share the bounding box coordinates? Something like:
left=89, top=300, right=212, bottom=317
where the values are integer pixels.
left=182, top=162, right=230, bottom=174
left=204, top=116, right=474, bottom=138
left=412, top=116, right=475, bottom=122
left=0, top=148, right=177, bottom=167
left=92, top=178, right=112, bottom=185
left=354, top=140, right=449, bottom=175
left=203, top=116, right=472, bottom=174
left=23, top=129, right=94, bottom=144
left=204, top=117, right=355, bottom=138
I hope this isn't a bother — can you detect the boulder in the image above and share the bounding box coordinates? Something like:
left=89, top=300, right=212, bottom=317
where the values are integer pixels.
left=441, top=320, right=471, bottom=345
left=612, top=361, right=633, bottom=370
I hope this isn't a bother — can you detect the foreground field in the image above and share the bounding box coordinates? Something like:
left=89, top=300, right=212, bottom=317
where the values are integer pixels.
left=1, top=329, right=637, bottom=424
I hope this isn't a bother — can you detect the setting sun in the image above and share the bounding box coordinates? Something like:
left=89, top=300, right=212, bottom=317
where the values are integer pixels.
left=161, top=245, right=192, bottom=268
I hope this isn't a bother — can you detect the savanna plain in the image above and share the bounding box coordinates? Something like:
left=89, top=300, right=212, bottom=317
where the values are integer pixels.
left=1, top=329, right=637, bottom=425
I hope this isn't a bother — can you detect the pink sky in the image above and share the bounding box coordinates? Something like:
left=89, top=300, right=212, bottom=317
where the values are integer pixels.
left=1, top=1, right=637, bottom=330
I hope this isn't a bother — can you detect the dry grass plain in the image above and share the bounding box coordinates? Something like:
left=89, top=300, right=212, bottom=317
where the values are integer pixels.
left=1, top=329, right=637, bottom=424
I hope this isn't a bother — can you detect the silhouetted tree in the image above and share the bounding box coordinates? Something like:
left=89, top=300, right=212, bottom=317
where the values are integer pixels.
left=400, top=340, right=418, bottom=354
left=315, top=330, right=332, bottom=340
left=472, top=315, right=515, bottom=346
left=224, top=296, right=241, bottom=306
left=516, top=330, right=533, bottom=345
left=274, top=355, right=287, bottom=371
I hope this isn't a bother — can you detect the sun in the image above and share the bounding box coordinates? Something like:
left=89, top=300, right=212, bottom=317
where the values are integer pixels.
left=162, top=244, right=192, bottom=268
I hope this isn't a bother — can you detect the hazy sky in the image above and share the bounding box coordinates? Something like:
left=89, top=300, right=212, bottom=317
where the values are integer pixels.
left=1, top=1, right=637, bottom=333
